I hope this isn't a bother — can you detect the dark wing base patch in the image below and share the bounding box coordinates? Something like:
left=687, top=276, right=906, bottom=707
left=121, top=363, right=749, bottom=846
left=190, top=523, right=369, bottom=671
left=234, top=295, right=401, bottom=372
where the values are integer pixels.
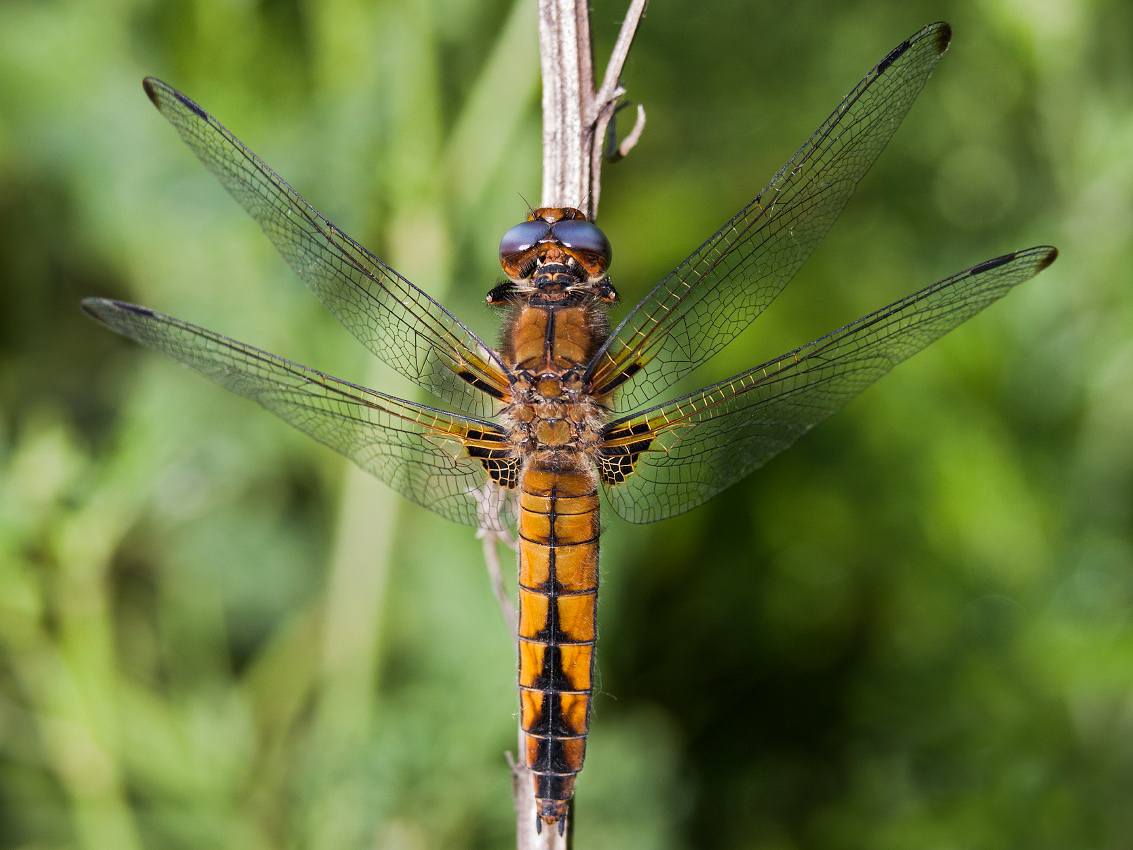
left=466, top=429, right=521, bottom=489
left=597, top=421, right=654, bottom=485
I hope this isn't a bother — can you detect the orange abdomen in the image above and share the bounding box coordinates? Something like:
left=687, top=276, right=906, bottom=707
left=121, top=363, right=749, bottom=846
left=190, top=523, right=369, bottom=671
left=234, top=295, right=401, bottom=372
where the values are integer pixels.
left=517, top=461, right=600, bottom=824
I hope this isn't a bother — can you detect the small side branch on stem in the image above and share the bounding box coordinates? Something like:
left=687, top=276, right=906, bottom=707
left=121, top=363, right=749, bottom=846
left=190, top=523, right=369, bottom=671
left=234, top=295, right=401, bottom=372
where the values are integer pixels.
left=538, top=0, right=649, bottom=219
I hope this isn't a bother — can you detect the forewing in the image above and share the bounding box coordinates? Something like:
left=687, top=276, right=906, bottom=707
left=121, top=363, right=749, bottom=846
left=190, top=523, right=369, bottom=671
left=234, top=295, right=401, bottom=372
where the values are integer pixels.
left=82, top=298, right=516, bottom=530
left=587, top=22, right=953, bottom=411
left=599, top=247, right=1057, bottom=524
left=143, top=78, right=508, bottom=418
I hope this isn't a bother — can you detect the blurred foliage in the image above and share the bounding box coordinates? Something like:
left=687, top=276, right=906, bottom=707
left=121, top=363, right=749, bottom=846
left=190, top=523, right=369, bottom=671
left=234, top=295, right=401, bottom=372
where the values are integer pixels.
left=0, top=0, right=1130, bottom=848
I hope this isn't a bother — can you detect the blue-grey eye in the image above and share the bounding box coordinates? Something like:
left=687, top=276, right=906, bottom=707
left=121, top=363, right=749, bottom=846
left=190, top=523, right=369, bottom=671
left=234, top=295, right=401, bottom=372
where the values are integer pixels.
left=551, top=219, right=612, bottom=271
left=498, top=220, right=551, bottom=263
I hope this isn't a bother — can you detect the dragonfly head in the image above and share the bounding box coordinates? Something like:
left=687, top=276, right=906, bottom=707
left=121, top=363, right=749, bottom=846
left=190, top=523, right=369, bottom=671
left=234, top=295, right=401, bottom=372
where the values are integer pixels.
left=498, top=207, right=612, bottom=287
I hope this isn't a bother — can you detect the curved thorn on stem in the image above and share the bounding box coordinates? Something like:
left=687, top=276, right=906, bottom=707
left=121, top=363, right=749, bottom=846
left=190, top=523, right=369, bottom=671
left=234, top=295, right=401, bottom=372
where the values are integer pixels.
left=607, top=103, right=647, bottom=162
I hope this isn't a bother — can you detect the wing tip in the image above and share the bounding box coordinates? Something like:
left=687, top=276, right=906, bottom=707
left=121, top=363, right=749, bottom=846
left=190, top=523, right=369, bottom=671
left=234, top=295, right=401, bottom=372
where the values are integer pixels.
left=80, top=297, right=156, bottom=323
left=143, top=77, right=207, bottom=121
left=80, top=296, right=117, bottom=323
left=931, top=22, right=953, bottom=56
left=879, top=22, right=952, bottom=75
left=967, top=245, right=1057, bottom=278
left=1036, top=246, right=1059, bottom=272
left=142, top=76, right=163, bottom=108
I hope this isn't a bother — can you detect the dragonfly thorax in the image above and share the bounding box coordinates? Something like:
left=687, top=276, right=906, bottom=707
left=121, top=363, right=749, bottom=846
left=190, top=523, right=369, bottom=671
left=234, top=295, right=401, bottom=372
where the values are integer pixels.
left=497, top=206, right=615, bottom=455
left=503, top=370, right=606, bottom=454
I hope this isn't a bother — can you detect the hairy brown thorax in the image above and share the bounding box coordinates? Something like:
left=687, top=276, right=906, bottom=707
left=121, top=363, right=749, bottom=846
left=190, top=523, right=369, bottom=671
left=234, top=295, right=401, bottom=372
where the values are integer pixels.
left=500, top=297, right=609, bottom=455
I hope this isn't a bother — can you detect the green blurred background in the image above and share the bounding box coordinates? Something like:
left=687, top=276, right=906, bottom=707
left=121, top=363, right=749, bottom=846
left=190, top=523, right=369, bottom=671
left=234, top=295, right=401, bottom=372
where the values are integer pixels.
left=0, top=0, right=1129, bottom=847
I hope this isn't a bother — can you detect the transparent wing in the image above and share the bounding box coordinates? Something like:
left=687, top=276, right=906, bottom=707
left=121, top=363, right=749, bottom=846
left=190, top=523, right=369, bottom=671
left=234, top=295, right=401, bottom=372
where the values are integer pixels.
left=599, top=247, right=1057, bottom=524
left=586, top=22, right=953, bottom=412
left=82, top=298, right=517, bottom=530
left=143, top=78, right=509, bottom=418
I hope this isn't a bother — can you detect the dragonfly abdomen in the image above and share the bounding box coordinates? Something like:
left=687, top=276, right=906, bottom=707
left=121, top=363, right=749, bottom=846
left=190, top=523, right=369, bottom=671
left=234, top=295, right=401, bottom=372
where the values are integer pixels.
left=517, top=460, right=600, bottom=827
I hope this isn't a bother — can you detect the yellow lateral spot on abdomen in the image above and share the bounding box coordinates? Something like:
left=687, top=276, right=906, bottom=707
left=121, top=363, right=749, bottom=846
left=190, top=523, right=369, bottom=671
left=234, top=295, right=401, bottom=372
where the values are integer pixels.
left=519, top=540, right=551, bottom=587
left=554, top=542, right=598, bottom=593
left=558, top=692, right=591, bottom=736
left=519, top=641, right=546, bottom=688
left=556, top=592, right=597, bottom=642
left=518, top=588, right=549, bottom=639
left=520, top=689, right=544, bottom=732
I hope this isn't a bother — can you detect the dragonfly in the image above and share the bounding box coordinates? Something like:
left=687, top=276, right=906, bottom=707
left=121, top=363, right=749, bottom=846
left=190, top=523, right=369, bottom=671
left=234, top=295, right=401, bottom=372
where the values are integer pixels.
left=83, top=22, right=1055, bottom=833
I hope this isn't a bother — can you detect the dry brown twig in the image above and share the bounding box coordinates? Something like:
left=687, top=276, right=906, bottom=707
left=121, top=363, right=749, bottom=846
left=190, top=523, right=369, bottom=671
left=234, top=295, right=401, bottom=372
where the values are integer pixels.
left=539, top=0, right=649, bottom=219
left=481, top=2, right=650, bottom=847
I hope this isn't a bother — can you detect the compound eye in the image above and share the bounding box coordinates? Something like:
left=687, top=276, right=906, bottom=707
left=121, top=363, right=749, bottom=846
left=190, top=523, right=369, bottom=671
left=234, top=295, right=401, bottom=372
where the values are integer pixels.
left=499, top=220, right=551, bottom=265
left=550, top=219, right=612, bottom=275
